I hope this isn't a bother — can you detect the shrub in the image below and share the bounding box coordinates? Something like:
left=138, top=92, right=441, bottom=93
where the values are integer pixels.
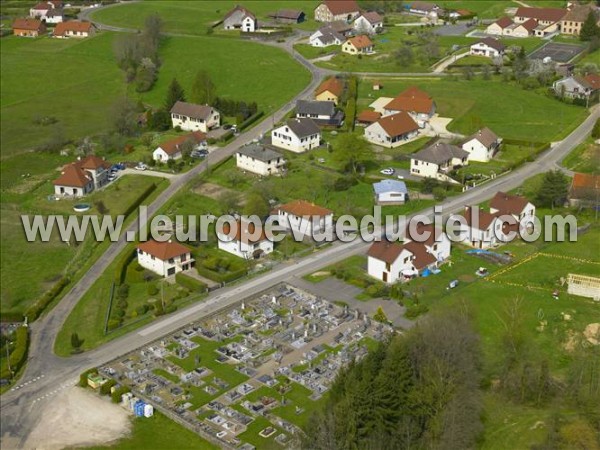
left=405, top=303, right=429, bottom=319
left=25, top=276, right=70, bottom=322
left=333, top=176, right=358, bottom=191
left=175, top=273, right=207, bottom=293
left=136, top=304, right=150, bottom=316
left=107, top=319, right=122, bottom=331
left=115, top=248, right=137, bottom=285
left=117, top=284, right=129, bottom=300
left=79, top=368, right=98, bottom=388
left=111, top=385, right=130, bottom=403
left=147, top=284, right=159, bottom=296
left=238, top=111, right=264, bottom=131
left=100, top=379, right=117, bottom=396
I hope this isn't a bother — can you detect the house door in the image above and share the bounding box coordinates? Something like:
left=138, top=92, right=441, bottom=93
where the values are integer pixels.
left=383, top=272, right=388, bottom=283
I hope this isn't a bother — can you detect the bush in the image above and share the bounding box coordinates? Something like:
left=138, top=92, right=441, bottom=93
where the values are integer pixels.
left=136, top=304, right=150, bottom=316
left=334, top=176, right=358, bottom=191
left=117, top=283, right=129, bottom=300
left=433, top=187, right=447, bottom=201
left=111, top=385, right=130, bottom=403
left=107, top=318, right=122, bottom=331
left=100, top=379, right=116, bottom=396
left=115, top=248, right=137, bottom=285
left=3, top=327, right=29, bottom=379
left=175, top=273, right=207, bottom=293
left=592, top=118, right=600, bottom=139
left=79, top=368, right=98, bottom=388
left=237, top=111, right=264, bottom=131
left=405, top=303, right=429, bottom=319
left=25, top=276, right=71, bottom=322
left=147, top=284, right=159, bottom=296
left=196, top=265, right=246, bottom=284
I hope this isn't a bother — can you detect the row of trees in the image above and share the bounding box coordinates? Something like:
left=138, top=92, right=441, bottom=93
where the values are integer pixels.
left=114, top=14, right=163, bottom=92
left=303, top=310, right=483, bottom=450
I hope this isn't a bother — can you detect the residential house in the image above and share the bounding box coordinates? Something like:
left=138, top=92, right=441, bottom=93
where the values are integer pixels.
left=353, top=12, right=384, bottom=35
left=271, top=118, right=321, bottom=153
left=470, top=38, right=505, bottom=58
left=486, top=16, right=514, bottom=35
left=53, top=21, right=95, bottom=38
left=12, top=18, right=46, bottom=37
left=373, top=179, right=408, bottom=205
left=29, top=1, right=62, bottom=19
left=410, top=142, right=469, bottom=182
left=309, top=25, right=345, bottom=47
left=223, top=5, right=257, bottom=32
left=170, top=101, right=220, bottom=132
left=367, top=239, right=442, bottom=283
left=407, top=1, right=442, bottom=19
left=458, top=206, right=503, bottom=249
left=560, top=4, right=600, bottom=36
left=569, top=173, right=600, bottom=208
left=329, top=20, right=354, bottom=36
left=486, top=16, right=538, bottom=37
left=315, top=77, right=345, bottom=104
left=296, top=100, right=344, bottom=127
left=365, top=112, right=419, bottom=148
left=273, top=200, right=334, bottom=238
left=514, top=7, right=567, bottom=36
left=461, top=127, right=502, bottom=162
left=356, top=109, right=381, bottom=126
left=53, top=155, right=111, bottom=197
left=404, top=222, right=451, bottom=263
left=383, top=86, right=436, bottom=127
left=553, top=74, right=600, bottom=99
left=44, top=8, right=64, bottom=24
left=236, top=144, right=286, bottom=176
left=137, top=240, right=195, bottom=277
left=489, top=191, right=536, bottom=237
left=153, top=131, right=207, bottom=163
left=217, top=220, right=274, bottom=259
left=267, top=9, right=305, bottom=24
left=314, top=0, right=361, bottom=23
left=342, top=35, right=374, bottom=55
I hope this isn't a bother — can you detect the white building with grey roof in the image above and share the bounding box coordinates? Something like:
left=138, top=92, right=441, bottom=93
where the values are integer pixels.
left=373, top=179, right=408, bottom=205
left=170, top=101, right=220, bottom=132
left=271, top=118, right=321, bottom=153
left=296, top=100, right=344, bottom=126
left=236, top=144, right=286, bottom=176
left=461, top=127, right=501, bottom=162
left=410, top=142, right=469, bottom=183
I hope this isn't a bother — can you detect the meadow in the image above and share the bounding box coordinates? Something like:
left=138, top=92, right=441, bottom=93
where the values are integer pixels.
left=357, top=77, right=589, bottom=141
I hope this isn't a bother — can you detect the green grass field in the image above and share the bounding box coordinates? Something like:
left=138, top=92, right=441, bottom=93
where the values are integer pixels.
left=561, top=137, right=600, bottom=174
left=358, top=77, right=588, bottom=142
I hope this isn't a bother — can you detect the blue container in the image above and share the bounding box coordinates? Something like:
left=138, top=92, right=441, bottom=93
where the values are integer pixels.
left=134, top=401, right=145, bottom=417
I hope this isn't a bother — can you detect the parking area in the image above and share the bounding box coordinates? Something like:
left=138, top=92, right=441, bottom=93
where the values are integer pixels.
left=434, top=23, right=474, bottom=36
left=528, top=42, right=585, bottom=62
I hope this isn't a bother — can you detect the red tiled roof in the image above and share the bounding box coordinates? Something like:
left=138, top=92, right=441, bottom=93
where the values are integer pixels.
left=222, top=219, right=269, bottom=244
left=357, top=110, right=381, bottom=123
left=384, top=86, right=434, bottom=115
left=346, top=34, right=373, bottom=49
left=53, top=155, right=110, bottom=187
left=476, top=37, right=506, bottom=52
left=515, top=7, right=567, bottom=22
left=12, top=18, right=44, bottom=31
left=361, top=11, right=383, bottom=24
left=571, top=173, right=600, bottom=190
left=315, top=77, right=344, bottom=97
left=367, top=240, right=405, bottom=264
left=137, top=240, right=191, bottom=260
left=584, top=73, right=600, bottom=90
left=79, top=155, right=110, bottom=170
left=375, top=112, right=419, bottom=137
left=463, top=206, right=497, bottom=231
left=490, top=192, right=530, bottom=216
left=277, top=200, right=333, bottom=217
left=405, top=222, right=443, bottom=247
left=494, top=16, right=513, bottom=28
left=53, top=20, right=93, bottom=36
left=519, top=18, right=539, bottom=31
left=31, top=2, right=52, bottom=11
left=322, top=0, right=360, bottom=15
left=158, top=131, right=206, bottom=156
left=404, top=241, right=437, bottom=270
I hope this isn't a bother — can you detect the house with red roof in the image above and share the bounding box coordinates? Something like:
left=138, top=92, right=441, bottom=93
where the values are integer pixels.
left=314, top=0, right=361, bottom=23
left=315, top=77, right=345, bottom=105
left=53, top=21, right=95, bottom=38
left=137, top=240, right=195, bottom=277
left=29, top=1, right=63, bottom=20
left=470, top=37, right=506, bottom=58
left=217, top=219, right=273, bottom=259
left=457, top=206, right=504, bottom=249
left=342, top=35, right=374, bottom=55
left=514, top=7, right=567, bottom=36
left=53, top=155, right=111, bottom=197
left=273, top=200, right=334, bottom=239
left=153, top=131, right=207, bottom=162
left=383, top=86, right=436, bottom=126
left=364, top=111, right=419, bottom=148
left=569, top=173, right=600, bottom=208
left=12, top=18, right=46, bottom=37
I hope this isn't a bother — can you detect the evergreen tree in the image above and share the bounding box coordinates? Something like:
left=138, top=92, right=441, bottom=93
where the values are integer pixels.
left=535, top=170, right=570, bottom=209
left=164, top=77, right=186, bottom=111
left=580, top=11, right=600, bottom=41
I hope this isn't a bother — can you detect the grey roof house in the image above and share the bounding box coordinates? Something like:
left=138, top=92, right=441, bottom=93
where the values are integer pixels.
left=295, top=100, right=344, bottom=127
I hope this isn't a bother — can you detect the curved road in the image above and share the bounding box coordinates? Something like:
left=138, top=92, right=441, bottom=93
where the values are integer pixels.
left=1, top=4, right=599, bottom=447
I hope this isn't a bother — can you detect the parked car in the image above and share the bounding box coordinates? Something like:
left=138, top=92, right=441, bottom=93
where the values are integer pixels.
left=135, top=163, right=147, bottom=171
left=380, top=168, right=394, bottom=175
left=397, top=175, right=404, bottom=180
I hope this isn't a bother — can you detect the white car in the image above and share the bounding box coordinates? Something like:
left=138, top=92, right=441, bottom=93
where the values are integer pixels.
left=397, top=175, right=405, bottom=180
left=135, top=163, right=147, bottom=171
left=380, top=168, right=394, bottom=175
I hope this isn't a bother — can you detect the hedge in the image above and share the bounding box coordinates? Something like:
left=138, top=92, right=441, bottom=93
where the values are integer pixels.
left=238, top=111, right=264, bottom=131
left=25, top=276, right=71, bottom=322
left=1, top=326, right=29, bottom=379
left=122, top=182, right=157, bottom=219
left=111, top=385, right=131, bottom=403
left=175, top=273, right=208, bottom=293
left=79, top=367, right=98, bottom=387
left=196, top=266, right=247, bottom=284
left=115, top=248, right=137, bottom=285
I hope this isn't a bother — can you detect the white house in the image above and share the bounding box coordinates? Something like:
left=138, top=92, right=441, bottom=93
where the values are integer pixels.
left=29, top=1, right=62, bottom=19
left=153, top=131, right=207, bottom=163
left=53, top=21, right=95, bottom=38
left=404, top=222, right=451, bottom=263
left=236, top=144, right=286, bottom=176
left=53, top=155, right=110, bottom=197
left=309, top=26, right=345, bottom=47
left=223, top=5, right=257, bottom=32
left=137, top=240, right=195, bottom=277
left=44, top=8, right=64, bottom=24
left=553, top=74, right=600, bottom=99
left=461, top=127, right=501, bottom=163
left=342, top=35, right=374, bottom=55
left=170, top=101, right=220, bottom=133
left=296, top=100, right=344, bottom=126
left=353, top=12, right=384, bottom=35
left=273, top=200, right=334, bottom=238
left=514, top=6, right=566, bottom=37
left=217, top=220, right=274, bottom=259
left=457, top=206, right=503, bottom=249
left=408, top=1, right=442, bottom=19
left=314, top=0, right=361, bottom=23
left=486, top=16, right=513, bottom=35
left=373, top=179, right=408, bottom=205
left=489, top=191, right=536, bottom=237
left=271, top=118, right=321, bottom=153
left=367, top=239, right=440, bottom=284
left=383, top=86, right=436, bottom=127
left=410, top=142, right=469, bottom=183
left=470, top=38, right=506, bottom=58
left=365, top=112, right=419, bottom=148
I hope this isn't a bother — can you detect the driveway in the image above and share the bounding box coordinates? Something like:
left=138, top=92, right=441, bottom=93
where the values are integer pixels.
left=119, top=168, right=178, bottom=179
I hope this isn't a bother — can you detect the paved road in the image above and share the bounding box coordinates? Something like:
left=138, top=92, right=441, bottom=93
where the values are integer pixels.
left=1, top=3, right=598, bottom=446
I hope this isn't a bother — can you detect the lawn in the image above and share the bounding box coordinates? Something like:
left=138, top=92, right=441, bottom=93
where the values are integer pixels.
left=90, top=0, right=320, bottom=35
left=84, top=410, right=219, bottom=450
left=561, top=137, right=600, bottom=174
left=357, top=77, right=589, bottom=142
left=293, top=43, right=335, bottom=60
